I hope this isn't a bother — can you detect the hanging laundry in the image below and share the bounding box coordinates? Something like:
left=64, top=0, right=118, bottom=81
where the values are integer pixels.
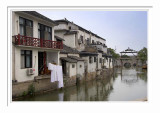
left=48, top=63, right=64, bottom=88
left=48, top=63, right=57, bottom=82
left=57, top=65, right=64, bottom=88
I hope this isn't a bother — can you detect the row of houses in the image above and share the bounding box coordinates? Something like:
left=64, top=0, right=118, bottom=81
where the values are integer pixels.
left=12, top=11, right=113, bottom=86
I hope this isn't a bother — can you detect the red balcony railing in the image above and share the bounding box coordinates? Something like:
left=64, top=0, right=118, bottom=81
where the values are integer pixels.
left=14, top=34, right=63, bottom=49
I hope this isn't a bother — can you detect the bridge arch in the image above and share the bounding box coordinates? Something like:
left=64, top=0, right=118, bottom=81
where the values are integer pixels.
left=124, top=62, right=131, bottom=68
left=120, top=47, right=138, bottom=67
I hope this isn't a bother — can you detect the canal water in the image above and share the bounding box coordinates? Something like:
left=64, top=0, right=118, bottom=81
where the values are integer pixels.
left=17, top=67, right=147, bottom=101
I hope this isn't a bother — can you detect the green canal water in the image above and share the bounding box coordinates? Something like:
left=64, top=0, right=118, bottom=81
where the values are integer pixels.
left=16, top=67, right=147, bottom=101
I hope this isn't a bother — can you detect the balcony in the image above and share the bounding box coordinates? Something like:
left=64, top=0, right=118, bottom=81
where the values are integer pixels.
left=13, top=34, right=63, bottom=49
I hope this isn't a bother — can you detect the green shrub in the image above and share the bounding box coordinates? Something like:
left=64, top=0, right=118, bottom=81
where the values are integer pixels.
left=28, top=84, right=35, bottom=96
left=22, top=91, right=27, bottom=96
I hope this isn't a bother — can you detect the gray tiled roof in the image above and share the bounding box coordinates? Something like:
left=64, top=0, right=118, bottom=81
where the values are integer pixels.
left=21, top=11, right=58, bottom=25
left=64, top=31, right=78, bottom=35
left=55, top=19, right=106, bottom=41
left=55, top=35, right=65, bottom=41
left=68, top=56, right=85, bottom=61
left=80, top=51, right=98, bottom=56
left=60, top=57, right=77, bottom=63
left=60, top=44, right=79, bottom=54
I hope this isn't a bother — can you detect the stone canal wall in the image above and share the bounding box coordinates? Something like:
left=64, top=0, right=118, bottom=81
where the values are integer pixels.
left=12, top=75, right=58, bottom=98
left=12, top=69, right=113, bottom=99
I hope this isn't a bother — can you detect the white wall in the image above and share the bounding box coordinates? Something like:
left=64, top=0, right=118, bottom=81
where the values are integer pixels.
left=69, top=63, right=77, bottom=77
left=97, top=53, right=102, bottom=70
left=46, top=51, right=59, bottom=66
left=103, top=57, right=108, bottom=68
left=54, top=23, right=68, bottom=30
left=68, top=54, right=79, bottom=57
left=55, top=30, right=66, bottom=39
left=106, top=58, right=113, bottom=68
left=77, top=61, right=84, bottom=77
left=12, top=45, right=15, bottom=80
left=64, top=34, right=76, bottom=48
left=12, top=12, right=55, bottom=41
left=14, top=47, right=38, bottom=82
left=81, top=56, right=97, bottom=73
left=102, top=46, right=107, bottom=54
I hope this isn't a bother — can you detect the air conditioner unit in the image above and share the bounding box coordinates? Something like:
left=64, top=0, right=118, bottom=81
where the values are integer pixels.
left=27, top=68, right=35, bottom=75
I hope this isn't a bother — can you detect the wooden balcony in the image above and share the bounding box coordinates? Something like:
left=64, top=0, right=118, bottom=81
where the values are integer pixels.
left=13, top=34, right=63, bottom=49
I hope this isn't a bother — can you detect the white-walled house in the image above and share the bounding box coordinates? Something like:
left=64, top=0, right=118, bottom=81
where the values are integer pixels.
left=80, top=51, right=98, bottom=80
left=54, top=19, right=106, bottom=52
left=59, top=44, right=85, bottom=80
left=12, top=11, right=63, bottom=82
left=54, top=19, right=112, bottom=71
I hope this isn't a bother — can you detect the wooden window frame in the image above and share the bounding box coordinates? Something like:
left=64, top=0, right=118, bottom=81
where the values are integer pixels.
left=38, top=23, right=52, bottom=40
left=21, top=50, right=32, bottom=68
left=19, top=17, right=33, bottom=36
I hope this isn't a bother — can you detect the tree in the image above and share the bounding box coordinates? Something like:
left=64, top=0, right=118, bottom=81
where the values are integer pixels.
left=108, top=48, right=120, bottom=59
left=108, top=48, right=120, bottom=68
left=138, top=47, right=147, bottom=65
left=121, top=55, right=129, bottom=58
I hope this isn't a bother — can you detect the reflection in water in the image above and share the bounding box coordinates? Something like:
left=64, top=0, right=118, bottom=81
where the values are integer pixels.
left=17, top=68, right=147, bottom=101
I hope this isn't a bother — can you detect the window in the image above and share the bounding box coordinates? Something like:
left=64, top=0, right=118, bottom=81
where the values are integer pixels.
left=19, top=17, right=33, bottom=37
left=92, top=40, right=94, bottom=44
left=106, top=58, right=108, bottom=61
left=79, top=65, right=82, bottom=68
left=38, top=23, right=52, bottom=40
left=69, top=26, right=71, bottom=30
left=99, top=58, right=102, bottom=63
left=86, top=38, right=90, bottom=44
left=94, top=57, right=96, bottom=62
left=80, top=35, right=83, bottom=43
left=89, top=56, right=92, bottom=63
left=21, top=50, right=32, bottom=68
left=72, top=64, right=75, bottom=68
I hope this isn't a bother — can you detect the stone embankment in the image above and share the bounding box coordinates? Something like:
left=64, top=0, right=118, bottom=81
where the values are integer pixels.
left=12, top=69, right=114, bottom=99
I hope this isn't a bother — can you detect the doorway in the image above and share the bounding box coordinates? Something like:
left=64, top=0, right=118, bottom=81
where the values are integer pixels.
left=38, top=52, right=46, bottom=75
left=61, top=60, right=66, bottom=76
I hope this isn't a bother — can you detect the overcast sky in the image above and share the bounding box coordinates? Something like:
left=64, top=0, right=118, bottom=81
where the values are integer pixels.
left=37, top=10, right=147, bottom=54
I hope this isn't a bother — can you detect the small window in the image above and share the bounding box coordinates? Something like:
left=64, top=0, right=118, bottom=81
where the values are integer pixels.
left=99, top=58, right=102, bottom=63
left=72, top=64, right=75, bottom=68
left=94, top=57, right=96, bottom=62
left=89, top=56, right=92, bottom=63
left=21, top=50, right=32, bottom=68
left=86, top=38, right=90, bottom=44
left=69, top=26, right=71, bottom=30
left=92, top=40, right=94, bottom=44
left=79, top=65, right=82, bottom=68
left=80, top=35, right=83, bottom=43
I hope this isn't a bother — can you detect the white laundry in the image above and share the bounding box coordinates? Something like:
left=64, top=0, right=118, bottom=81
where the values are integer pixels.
left=48, top=63, right=64, bottom=88
left=57, top=65, right=64, bottom=88
left=48, top=63, right=57, bottom=82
